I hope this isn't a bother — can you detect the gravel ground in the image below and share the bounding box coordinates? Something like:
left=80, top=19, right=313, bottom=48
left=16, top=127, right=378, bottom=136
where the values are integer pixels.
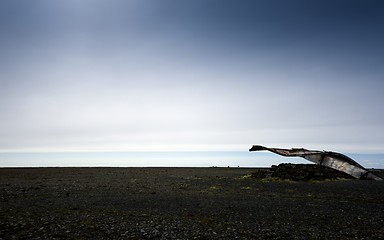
left=1, top=167, right=384, bottom=239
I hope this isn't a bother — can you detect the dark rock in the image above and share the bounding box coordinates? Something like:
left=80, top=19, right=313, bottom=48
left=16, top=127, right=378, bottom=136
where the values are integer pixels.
left=252, top=163, right=355, bottom=181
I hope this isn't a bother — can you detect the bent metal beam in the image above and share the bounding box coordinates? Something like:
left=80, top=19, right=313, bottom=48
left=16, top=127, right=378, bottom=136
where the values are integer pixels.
left=249, top=145, right=383, bottom=180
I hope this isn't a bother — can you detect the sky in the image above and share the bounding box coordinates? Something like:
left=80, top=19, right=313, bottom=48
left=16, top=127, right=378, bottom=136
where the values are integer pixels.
left=1, top=0, right=384, bottom=158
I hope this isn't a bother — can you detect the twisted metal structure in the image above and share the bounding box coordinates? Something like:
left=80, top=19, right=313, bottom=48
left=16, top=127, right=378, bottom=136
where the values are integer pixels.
left=249, top=145, right=383, bottom=180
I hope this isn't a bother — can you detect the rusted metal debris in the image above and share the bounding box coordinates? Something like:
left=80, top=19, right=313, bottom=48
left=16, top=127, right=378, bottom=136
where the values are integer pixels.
left=249, top=145, right=383, bottom=180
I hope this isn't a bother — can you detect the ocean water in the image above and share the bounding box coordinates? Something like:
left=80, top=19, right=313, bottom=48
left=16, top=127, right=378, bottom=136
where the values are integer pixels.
left=0, top=151, right=383, bottom=168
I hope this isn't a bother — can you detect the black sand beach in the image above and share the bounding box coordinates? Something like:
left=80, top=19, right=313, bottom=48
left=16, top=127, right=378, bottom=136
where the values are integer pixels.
left=1, top=167, right=384, bottom=239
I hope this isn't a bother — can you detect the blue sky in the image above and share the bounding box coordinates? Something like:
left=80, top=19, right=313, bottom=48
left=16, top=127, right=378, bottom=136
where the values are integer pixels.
left=1, top=0, right=384, bottom=155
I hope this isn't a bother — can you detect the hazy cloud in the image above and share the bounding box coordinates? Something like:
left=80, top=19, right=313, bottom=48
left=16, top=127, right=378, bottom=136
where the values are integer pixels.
left=0, top=0, right=383, bottom=154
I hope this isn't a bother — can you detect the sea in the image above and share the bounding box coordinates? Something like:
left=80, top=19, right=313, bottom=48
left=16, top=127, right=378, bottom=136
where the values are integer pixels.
left=0, top=151, right=383, bottom=169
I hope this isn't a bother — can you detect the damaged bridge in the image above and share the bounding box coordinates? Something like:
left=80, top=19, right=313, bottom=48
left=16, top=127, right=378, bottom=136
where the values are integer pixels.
left=249, top=145, right=383, bottom=180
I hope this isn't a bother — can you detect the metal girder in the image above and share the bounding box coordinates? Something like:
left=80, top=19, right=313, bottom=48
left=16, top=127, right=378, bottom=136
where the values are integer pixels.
left=249, top=145, right=383, bottom=180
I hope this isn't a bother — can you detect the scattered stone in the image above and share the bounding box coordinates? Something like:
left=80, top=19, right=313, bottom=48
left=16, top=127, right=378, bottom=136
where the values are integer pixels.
left=1, top=167, right=383, bottom=239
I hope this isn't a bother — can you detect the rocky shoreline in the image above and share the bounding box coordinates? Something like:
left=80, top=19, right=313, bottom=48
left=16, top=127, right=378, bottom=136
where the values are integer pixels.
left=1, top=167, right=384, bottom=239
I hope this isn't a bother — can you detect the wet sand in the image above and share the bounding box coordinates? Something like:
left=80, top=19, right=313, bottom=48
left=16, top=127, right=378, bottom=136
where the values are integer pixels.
left=1, top=167, right=384, bottom=239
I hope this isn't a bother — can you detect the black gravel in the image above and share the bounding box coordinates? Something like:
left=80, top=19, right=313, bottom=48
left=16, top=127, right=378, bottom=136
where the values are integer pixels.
left=1, top=167, right=384, bottom=239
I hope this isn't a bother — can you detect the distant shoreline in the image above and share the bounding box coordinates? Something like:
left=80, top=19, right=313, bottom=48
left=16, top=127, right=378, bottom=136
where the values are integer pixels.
left=1, top=166, right=383, bottom=170
left=1, top=151, right=384, bottom=168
